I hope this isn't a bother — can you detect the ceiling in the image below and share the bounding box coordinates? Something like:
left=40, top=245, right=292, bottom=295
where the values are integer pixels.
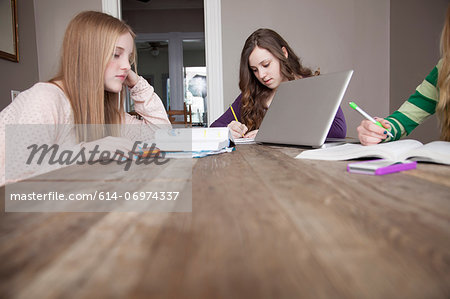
left=122, top=0, right=204, bottom=11
left=136, top=40, right=205, bottom=52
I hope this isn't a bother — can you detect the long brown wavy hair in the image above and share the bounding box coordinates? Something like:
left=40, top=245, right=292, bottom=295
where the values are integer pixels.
left=437, top=4, right=450, bottom=141
left=239, top=28, right=319, bottom=131
left=51, top=11, right=136, bottom=142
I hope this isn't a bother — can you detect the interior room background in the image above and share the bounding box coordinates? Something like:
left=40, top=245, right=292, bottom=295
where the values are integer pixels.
left=0, top=0, right=447, bottom=141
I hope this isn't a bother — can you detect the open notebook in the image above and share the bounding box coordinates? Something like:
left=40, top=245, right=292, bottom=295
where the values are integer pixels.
left=296, top=139, right=450, bottom=165
left=233, top=137, right=256, bottom=144
left=153, top=127, right=231, bottom=152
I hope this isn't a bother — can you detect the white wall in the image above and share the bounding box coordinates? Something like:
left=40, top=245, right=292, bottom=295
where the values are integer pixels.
left=33, top=0, right=102, bottom=81
left=221, top=0, right=390, bottom=138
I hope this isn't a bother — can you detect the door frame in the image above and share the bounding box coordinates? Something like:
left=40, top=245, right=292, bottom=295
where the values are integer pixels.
left=103, top=0, right=223, bottom=125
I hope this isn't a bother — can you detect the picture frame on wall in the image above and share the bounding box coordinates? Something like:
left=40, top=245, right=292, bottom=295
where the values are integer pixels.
left=0, top=0, right=19, bottom=62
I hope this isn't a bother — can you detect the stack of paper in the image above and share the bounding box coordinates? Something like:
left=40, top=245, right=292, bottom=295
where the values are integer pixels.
left=152, top=127, right=233, bottom=158
left=233, top=137, right=255, bottom=144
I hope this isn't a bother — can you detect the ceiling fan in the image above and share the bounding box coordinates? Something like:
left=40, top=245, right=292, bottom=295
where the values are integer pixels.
left=137, top=41, right=168, bottom=56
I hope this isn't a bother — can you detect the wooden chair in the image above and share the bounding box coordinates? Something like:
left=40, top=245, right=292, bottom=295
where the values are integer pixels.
left=128, top=111, right=142, bottom=120
left=167, top=103, right=192, bottom=127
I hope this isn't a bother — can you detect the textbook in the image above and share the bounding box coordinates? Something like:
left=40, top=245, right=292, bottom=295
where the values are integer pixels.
left=296, top=139, right=450, bottom=165
left=153, top=127, right=232, bottom=152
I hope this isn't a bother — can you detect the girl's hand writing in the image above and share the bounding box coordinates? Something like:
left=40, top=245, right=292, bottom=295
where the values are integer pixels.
left=244, top=130, right=258, bottom=139
left=357, top=117, right=391, bottom=145
left=227, top=121, right=248, bottom=139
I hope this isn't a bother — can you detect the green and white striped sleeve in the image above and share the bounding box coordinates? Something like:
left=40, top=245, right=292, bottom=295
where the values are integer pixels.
left=384, top=60, right=441, bottom=141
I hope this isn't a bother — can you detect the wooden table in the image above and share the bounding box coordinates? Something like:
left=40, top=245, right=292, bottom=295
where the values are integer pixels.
left=1, top=144, right=449, bottom=298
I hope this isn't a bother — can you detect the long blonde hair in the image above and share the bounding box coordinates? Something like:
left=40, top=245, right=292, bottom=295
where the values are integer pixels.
left=437, top=4, right=450, bottom=141
left=51, top=11, right=136, bottom=142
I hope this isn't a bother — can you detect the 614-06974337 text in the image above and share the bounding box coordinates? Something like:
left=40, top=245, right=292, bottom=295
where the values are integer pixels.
left=9, top=191, right=180, bottom=201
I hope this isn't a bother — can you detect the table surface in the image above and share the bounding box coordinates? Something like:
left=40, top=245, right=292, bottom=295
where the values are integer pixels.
left=1, top=144, right=449, bottom=298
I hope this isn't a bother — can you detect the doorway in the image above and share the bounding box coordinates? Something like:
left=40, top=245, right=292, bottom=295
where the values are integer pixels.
left=122, top=0, right=207, bottom=126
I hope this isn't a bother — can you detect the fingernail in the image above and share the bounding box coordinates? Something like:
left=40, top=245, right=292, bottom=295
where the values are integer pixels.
left=383, top=131, right=387, bottom=134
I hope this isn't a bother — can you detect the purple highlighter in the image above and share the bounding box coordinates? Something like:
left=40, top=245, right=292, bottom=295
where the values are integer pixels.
left=347, top=159, right=417, bottom=175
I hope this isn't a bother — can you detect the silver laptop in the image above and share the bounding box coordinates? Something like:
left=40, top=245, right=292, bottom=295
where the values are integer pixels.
left=254, top=70, right=353, bottom=148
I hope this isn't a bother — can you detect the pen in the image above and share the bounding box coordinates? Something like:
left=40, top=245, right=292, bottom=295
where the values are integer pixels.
left=229, top=105, right=245, bottom=137
left=349, top=102, right=394, bottom=138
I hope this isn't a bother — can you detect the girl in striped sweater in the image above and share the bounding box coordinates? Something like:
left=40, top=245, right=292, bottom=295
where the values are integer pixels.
left=357, top=5, right=450, bottom=145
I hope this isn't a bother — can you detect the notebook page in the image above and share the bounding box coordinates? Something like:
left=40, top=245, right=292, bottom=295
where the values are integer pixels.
left=233, top=137, right=255, bottom=144
left=296, top=139, right=423, bottom=161
left=403, top=141, right=450, bottom=165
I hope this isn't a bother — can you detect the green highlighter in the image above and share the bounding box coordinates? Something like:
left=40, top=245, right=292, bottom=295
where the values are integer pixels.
left=349, top=102, right=394, bottom=138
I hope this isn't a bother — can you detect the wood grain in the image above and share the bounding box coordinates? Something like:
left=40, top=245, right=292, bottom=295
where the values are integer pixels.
left=0, top=144, right=449, bottom=298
